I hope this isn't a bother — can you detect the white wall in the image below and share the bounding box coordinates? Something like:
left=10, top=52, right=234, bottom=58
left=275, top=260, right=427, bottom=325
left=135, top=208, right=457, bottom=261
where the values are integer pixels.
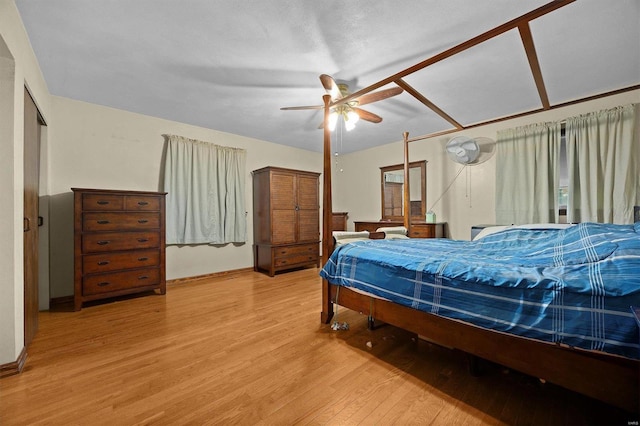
left=0, top=0, right=52, bottom=365
left=48, top=97, right=323, bottom=297
left=333, top=89, right=640, bottom=240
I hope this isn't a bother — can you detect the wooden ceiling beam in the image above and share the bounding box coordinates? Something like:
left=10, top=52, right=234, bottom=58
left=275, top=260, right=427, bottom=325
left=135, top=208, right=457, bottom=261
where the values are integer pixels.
left=405, top=84, right=640, bottom=144
left=330, top=0, right=575, bottom=109
left=395, top=79, right=463, bottom=129
left=518, top=22, right=551, bottom=109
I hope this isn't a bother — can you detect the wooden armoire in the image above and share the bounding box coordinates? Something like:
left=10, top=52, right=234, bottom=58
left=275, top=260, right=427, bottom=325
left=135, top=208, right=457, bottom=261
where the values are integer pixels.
left=252, top=167, right=320, bottom=276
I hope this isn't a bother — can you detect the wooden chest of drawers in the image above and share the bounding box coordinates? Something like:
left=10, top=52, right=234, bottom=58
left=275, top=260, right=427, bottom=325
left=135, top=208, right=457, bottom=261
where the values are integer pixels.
left=73, top=188, right=167, bottom=310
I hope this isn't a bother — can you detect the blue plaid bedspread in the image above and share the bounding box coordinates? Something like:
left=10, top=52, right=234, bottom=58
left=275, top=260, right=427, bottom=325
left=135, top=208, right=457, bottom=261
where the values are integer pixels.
left=320, top=222, right=640, bottom=359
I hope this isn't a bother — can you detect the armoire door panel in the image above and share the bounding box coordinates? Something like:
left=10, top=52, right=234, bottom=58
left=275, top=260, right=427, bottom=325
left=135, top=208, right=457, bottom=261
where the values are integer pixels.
left=271, top=210, right=296, bottom=244
left=297, top=210, right=319, bottom=242
left=296, top=176, right=319, bottom=209
left=270, top=174, right=295, bottom=210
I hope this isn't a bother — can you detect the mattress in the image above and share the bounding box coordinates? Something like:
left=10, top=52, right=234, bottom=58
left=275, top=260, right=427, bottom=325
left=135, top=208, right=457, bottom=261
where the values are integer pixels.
left=320, top=222, right=640, bottom=359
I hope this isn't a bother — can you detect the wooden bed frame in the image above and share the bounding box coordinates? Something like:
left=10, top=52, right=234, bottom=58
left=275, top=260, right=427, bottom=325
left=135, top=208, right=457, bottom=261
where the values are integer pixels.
left=317, top=29, right=640, bottom=414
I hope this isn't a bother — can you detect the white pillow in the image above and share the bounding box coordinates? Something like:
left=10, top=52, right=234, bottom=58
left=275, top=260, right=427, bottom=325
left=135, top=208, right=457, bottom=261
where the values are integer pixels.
left=384, top=233, right=409, bottom=240
left=333, top=231, right=369, bottom=241
left=376, top=226, right=407, bottom=235
left=510, top=223, right=574, bottom=230
left=334, top=237, right=372, bottom=247
left=472, top=226, right=510, bottom=240
left=473, top=223, right=575, bottom=241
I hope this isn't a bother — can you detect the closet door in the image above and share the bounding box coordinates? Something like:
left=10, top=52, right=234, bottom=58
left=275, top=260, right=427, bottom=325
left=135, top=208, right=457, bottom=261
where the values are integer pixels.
left=23, top=88, right=41, bottom=347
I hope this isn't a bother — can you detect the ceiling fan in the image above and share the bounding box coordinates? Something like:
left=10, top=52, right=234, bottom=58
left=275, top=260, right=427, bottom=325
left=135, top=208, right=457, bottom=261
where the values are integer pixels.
left=281, top=74, right=403, bottom=131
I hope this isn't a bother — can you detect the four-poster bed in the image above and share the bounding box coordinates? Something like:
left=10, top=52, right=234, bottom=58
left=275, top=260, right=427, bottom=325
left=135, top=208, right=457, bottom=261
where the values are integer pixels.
left=315, top=1, right=640, bottom=409
left=320, top=125, right=640, bottom=413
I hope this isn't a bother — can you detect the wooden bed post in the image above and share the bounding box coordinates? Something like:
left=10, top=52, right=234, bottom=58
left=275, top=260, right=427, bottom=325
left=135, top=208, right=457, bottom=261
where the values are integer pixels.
left=321, top=94, right=334, bottom=324
left=403, top=132, right=411, bottom=235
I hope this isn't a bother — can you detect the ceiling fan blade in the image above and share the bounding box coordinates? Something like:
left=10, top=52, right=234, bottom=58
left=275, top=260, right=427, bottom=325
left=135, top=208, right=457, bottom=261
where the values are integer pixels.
left=354, top=107, right=382, bottom=123
left=320, top=74, right=341, bottom=100
left=280, top=105, right=324, bottom=111
left=355, top=86, right=403, bottom=106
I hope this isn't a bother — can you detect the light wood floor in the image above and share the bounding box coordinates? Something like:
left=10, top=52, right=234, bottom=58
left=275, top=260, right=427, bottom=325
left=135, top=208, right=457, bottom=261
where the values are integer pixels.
left=0, top=268, right=633, bottom=425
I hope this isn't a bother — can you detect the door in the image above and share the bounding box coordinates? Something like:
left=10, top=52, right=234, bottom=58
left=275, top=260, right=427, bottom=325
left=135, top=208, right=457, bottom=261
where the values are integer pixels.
left=23, top=88, right=41, bottom=347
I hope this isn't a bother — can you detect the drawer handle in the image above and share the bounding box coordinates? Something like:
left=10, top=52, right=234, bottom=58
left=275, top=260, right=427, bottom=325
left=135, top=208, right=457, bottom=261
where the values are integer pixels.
left=138, top=275, right=149, bottom=280
left=138, top=201, right=149, bottom=206
left=97, top=261, right=110, bottom=266
left=138, top=219, right=149, bottom=224
left=97, top=240, right=110, bottom=245
left=97, top=220, right=110, bottom=224
left=138, top=257, right=149, bottom=261
left=137, top=238, right=149, bottom=243
left=97, top=201, right=110, bottom=205
left=97, top=282, right=110, bottom=287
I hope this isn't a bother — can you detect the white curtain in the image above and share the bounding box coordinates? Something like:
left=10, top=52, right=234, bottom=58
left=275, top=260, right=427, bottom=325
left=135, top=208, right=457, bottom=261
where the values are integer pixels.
left=163, top=135, right=247, bottom=245
left=566, top=104, right=639, bottom=224
left=495, top=122, right=561, bottom=224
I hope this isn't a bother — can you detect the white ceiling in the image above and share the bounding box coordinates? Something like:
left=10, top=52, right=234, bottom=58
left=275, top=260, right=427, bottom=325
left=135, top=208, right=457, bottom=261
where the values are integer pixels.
left=15, top=0, right=640, bottom=153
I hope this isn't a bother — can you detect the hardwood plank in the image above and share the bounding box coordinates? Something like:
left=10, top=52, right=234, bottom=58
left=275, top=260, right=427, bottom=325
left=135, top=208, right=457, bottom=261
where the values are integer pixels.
left=0, top=268, right=634, bottom=425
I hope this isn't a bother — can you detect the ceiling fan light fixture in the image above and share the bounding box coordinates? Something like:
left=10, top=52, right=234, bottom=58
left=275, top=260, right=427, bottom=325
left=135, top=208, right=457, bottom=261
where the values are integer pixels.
left=346, top=110, right=359, bottom=124
left=285, top=74, right=402, bottom=132
left=328, top=111, right=339, bottom=131
left=343, top=109, right=357, bottom=131
left=344, top=119, right=356, bottom=132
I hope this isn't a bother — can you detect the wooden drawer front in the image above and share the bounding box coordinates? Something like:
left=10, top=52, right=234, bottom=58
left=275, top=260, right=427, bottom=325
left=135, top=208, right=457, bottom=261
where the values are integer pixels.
left=274, top=252, right=319, bottom=268
left=83, top=212, right=160, bottom=231
left=273, top=243, right=318, bottom=259
left=83, top=232, right=160, bottom=253
left=83, top=268, right=160, bottom=296
left=125, top=195, right=160, bottom=211
left=83, top=194, right=124, bottom=211
left=83, top=250, right=160, bottom=274
left=409, top=225, right=435, bottom=238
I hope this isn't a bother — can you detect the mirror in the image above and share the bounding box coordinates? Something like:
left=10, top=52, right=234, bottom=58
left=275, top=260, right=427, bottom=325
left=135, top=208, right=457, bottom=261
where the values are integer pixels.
left=380, top=160, right=426, bottom=221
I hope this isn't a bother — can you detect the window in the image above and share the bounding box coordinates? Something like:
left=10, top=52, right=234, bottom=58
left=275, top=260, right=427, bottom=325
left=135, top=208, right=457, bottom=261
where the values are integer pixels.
left=564, top=104, right=638, bottom=224
left=558, top=126, right=568, bottom=220
left=163, top=134, right=247, bottom=245
left=497, top=104, right=638, bottom=225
